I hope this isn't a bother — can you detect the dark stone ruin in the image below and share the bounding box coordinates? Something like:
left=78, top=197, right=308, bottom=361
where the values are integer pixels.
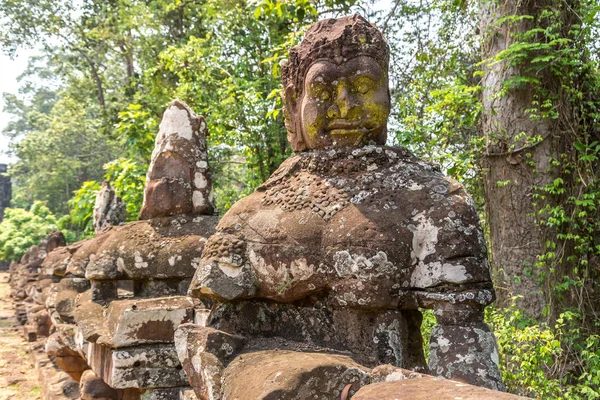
left=0, top=163, right=11, bottom=270
left=93, top=181, right=126, bottom=233
left=0, top=163, right=10, bottom=223
left=8, top=15, right=532, bottom=400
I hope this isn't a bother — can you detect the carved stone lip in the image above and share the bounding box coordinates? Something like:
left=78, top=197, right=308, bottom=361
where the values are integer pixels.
left=327, top=120, right=365, bottom=130
left=329, top=128, right=369, bottom=138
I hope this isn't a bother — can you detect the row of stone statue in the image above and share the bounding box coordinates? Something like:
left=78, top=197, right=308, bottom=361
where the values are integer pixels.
left=9, top=15, right=529, bottom=400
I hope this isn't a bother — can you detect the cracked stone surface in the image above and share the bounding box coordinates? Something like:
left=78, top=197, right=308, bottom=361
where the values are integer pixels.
left=353, top=372, right=530, bottom=399
left=221, top=350, right=370, bottom=400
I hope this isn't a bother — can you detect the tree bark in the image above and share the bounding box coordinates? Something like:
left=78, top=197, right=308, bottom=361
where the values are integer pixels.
left=479, top=0, right=571, bottom=319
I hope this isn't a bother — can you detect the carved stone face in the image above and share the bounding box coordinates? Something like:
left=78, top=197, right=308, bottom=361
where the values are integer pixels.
left=298, top=56, right=390, bottom=150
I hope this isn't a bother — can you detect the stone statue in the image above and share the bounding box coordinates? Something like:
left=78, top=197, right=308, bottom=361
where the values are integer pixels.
left=178, top=15, right=504, bottom=399
left=92, top=180, right=126, bottom=232
left=281, top=15, right=390, bottom=152
left=139, top=100, right=215, bottom=219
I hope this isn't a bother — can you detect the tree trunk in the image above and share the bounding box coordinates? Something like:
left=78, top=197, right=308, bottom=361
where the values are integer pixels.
left=75, top=48, right=106, bottom=113
left=89, top=61, right=106, bottom=112
left=479, top=0, right=572, bottom=319
left=119, top=33, right=135, bottom=99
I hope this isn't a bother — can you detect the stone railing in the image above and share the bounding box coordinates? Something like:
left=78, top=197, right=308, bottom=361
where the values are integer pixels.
left=9, top=99, right=531, bottom=400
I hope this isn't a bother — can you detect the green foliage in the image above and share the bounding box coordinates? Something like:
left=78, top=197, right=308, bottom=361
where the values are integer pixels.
left=379, top=0, right=484, bottom=203
left=5, top=93, right=117, bottom=215
left=385, top=0, right=600, bottom=389
left=64, top=159, right=146, bottom=237
left=2, top=1, right=599, bottom=396
left=0, top=202, right=59, bottom=261
left=67, top=181, right=101, bottom=236
left=1, top=0, right=362, bottom=216
left=418, top=304, right=600, bottom=399
left=478, top=0, right=600, bottom=322
left=144, top=1, right=304, bottom=208
left=487, top=303, right=600, bottom=399
left=104, top=158, right=146, bottom=220
left=478, top=0, right=600, bottom=393
left=114, top=104, right=157, bottom=163
left=420, top=308, right=436, bottom=360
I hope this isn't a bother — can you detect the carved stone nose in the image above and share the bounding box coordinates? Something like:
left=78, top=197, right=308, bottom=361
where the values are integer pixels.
left=336, top=87, right=352, bottom=117
left=328, top=85, right=358, bottom=119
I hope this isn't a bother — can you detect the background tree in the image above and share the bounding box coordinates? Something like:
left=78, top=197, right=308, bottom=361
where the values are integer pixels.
left=479, top=0, right=600, bottom=322
left=379, top=0, right=600, bottom=394
left=1, top=0, right=363, bottom=215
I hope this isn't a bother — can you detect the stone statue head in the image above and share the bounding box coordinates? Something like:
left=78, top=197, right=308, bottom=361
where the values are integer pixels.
left=281, top=14, right=390, bottom=152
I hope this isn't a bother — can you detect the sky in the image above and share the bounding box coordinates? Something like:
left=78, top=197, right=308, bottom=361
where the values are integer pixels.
left=0, top=49, right=33, bottom=165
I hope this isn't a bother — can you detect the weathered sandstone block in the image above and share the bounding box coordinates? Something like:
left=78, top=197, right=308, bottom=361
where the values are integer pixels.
left=85, top=216, right=218, bottom=285
left=174, top=324, right=247, bottom=398
left=353, top=369, right=530, bottom=400
left=80, top=369, right=120, bottom=399
left=46, top=332, right=90, bottom=381
left=104, top=297, right=194, bottom=347
left=220, top=350, right=370, bottom=400
left=205, top=301, right=426, bottom=369
left=88, top=343, right=188, bottom=389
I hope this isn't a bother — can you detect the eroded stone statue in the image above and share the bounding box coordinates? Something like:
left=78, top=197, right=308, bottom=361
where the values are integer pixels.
left=93, top=180, right=125, bottom=232
left=139, top=100, right=214, bottom=219
left=177, top=15, right=504, bottom=399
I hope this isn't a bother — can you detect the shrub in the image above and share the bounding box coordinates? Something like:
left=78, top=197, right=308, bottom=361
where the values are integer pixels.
left=487, top=302, right=600, bottom=399
left=0, top=202, right=59, bottom=261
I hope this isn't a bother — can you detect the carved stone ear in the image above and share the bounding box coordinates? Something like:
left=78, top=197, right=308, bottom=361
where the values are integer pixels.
left=283, top=85, right=298, bottom=118
left=283, top=85, right=306, bottom=152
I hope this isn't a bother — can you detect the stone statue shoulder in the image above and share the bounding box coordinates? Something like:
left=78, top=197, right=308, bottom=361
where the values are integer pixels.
left=189, top=145, right=492, bottom=307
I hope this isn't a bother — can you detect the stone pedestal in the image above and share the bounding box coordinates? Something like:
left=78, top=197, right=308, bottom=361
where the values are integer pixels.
left=88, top=343, right=188, bottom=389
left=175, top=323, right=370, bottom=400
left=207, top=301, right=427, bottom=369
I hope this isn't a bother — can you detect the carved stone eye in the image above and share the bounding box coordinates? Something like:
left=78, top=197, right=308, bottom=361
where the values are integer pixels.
left=318, top=90, right=331, bottom=101
left=354, top=76, right=375, bottom=94
left=309, top=81, right=330, bottom=102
